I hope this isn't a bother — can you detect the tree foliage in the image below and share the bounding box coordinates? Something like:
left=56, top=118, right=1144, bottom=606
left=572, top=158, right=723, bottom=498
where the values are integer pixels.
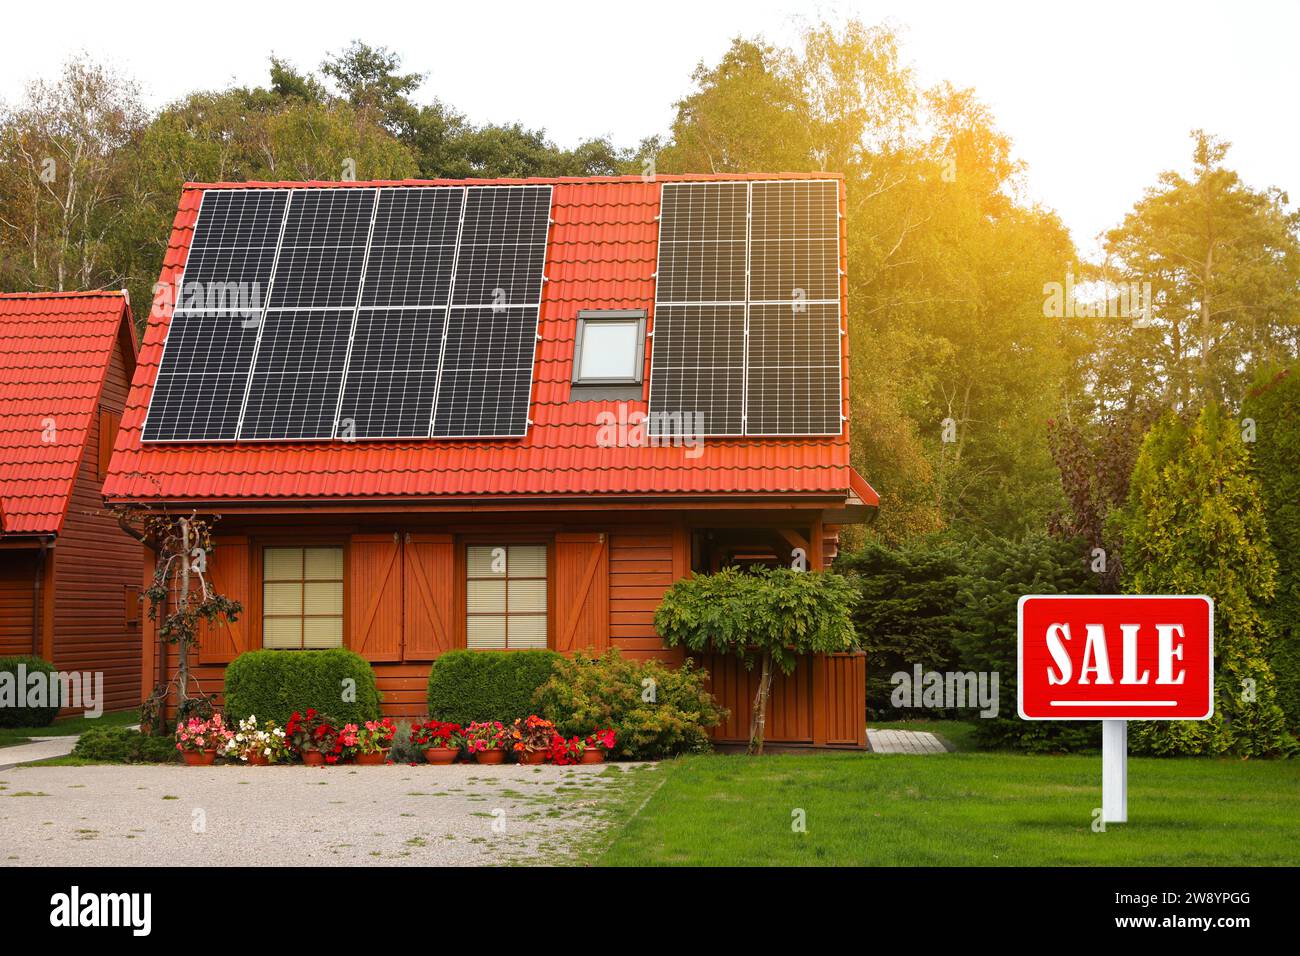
left=1112, top=406, right=1294, bottom=756
left=836, top=538, right=966, bottom=717
left=1241, top=364, right=1300, bottom=733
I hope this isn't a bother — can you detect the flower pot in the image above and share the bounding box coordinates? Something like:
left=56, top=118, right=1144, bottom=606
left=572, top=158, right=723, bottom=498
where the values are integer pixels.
left=474, top=748, right=506, bottom=765
left=182, top=750, right=216, bottom=767
left=301, top=750, right=326, bottom=766
left=246, top=751, right=270, bottom=767
left=517, top=749, right=547, bottom=765
left=423, top=747, right=459, bottom=765
left=354, top=749, right=388, bottom=766
left=579, top=749, right=606, bottom=764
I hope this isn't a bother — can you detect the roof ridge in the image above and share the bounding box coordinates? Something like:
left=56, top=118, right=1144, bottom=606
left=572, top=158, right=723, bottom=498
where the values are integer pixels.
left=0, top=290, right=127, bottom=300
left=183, top=172, right=846, bottom=190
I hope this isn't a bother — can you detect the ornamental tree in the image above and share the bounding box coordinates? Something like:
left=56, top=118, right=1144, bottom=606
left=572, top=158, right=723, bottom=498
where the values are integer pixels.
left=1110, top=405, right=1294, bottom=756
left=118, top=511, right=242, bottom=730
left=654, top=566, right=860, bottom=754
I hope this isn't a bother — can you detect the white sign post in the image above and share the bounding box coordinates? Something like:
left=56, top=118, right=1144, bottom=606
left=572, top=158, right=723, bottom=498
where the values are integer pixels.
left=1101, top=719, right=1127, bottom=823
left=1018, top=595, right=1215, bottom=825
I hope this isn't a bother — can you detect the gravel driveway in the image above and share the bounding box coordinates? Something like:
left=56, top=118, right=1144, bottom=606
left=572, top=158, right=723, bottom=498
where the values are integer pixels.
left=0, top=762, right=654, bottom=866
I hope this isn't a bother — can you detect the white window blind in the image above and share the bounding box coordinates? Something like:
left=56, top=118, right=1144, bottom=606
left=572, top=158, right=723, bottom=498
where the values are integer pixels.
left=465, top=544, right=547, bottom=649
left=262, top=546, right=344, bottom=650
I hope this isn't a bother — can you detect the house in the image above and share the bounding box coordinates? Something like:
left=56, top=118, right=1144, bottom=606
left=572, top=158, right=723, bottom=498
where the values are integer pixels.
left=105, top=174, right=878, bottom=748
left=0, top=290, right=142, bottom=713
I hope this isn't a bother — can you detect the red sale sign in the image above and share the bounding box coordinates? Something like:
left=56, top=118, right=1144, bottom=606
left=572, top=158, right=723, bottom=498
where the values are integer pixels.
left=1018, top=595, right=1214, bottom=720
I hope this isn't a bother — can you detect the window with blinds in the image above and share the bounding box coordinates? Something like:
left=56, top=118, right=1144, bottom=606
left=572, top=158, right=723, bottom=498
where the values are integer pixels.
left=466, top=544, right=548, bottom=649
left=262, top=546, right=344, bottom=650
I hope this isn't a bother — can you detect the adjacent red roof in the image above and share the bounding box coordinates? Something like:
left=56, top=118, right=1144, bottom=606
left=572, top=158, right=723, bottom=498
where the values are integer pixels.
left=105, top=174, right=876, bottom=507
left=0, top=291, right=134, bottom=535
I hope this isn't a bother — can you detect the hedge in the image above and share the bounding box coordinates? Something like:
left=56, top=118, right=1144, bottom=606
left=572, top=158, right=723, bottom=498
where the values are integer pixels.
left=224, top=648, right=381, bottom=726
left=73, top=727, right=178, bottom=763
left=426, top=649, right=562, bottom=724
left=0, top=656, right=59, bottom=728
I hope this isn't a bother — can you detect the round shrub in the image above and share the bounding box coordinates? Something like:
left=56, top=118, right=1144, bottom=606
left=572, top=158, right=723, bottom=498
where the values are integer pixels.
left=533, top=647, right=725, bottom=760
left=426, top=649, right=562, bottom=725
left=0, top=656, right=59, bottom=728
left=73, top=727, right=178, bottom=763
left=224, top=648, right=381, bottom=726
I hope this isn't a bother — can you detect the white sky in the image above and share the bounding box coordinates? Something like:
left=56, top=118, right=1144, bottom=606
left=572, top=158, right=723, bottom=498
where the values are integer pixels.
left=3, top=0, right=1296, bottom=256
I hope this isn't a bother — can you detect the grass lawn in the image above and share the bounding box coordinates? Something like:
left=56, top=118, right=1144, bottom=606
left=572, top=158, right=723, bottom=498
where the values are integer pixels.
left=0, top=710, right=139, bottom=749
left=599, top=752, right=1300, bottom=866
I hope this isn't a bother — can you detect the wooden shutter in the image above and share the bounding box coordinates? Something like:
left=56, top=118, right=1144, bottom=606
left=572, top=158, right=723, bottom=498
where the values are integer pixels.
left=347, top=533, right=403, bottom=662
left=197, top=536, right=250, bottom=664
left=554, top=532, right=609, bottom=655
left=403, top=533, right=456, bottom=660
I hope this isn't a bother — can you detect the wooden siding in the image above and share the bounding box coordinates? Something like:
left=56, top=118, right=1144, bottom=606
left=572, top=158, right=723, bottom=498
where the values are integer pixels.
left=0, top=551, right=36, bottom=656
left=49, top=333, right=141, bottom=713
left=700, top=652, right=866, bottom=748
left=150, top=512, right=863, bottom=746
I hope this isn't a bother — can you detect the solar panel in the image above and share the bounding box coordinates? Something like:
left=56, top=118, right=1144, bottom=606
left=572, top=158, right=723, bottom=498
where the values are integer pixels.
left=239, top=308, right=359, bottom=440
left=338, top=187, right=464, bottom=439
left=648, top=182, right=748, bottom=438
left=142, top=189, right=288, bottom=441
left=431, top=185, right=551, bottom=438
left=267, top=188, right=377, bottom=309
left=744, top=302, right=841, bottom=434
left=337, top=307, right=447, bottom=439
left=142, top=183, right=552, bottom=443
left=648, top=179, right=843, bottom=437
left=745, top=180, right=842, bottom=435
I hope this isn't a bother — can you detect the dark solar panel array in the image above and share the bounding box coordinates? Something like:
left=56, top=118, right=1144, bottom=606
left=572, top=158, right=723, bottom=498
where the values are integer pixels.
left=142, top=184, right=551, bottom=442
left=648, top=179, right=843, bottom=437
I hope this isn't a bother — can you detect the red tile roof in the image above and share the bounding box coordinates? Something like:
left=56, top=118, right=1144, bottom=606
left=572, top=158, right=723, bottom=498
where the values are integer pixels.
left=0, top=291, right=134, bottom=535
left=105, top=174, right=876, bottom=508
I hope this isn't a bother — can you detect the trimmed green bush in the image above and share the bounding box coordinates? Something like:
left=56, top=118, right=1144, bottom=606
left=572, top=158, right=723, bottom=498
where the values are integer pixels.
left=534, top=647, right=725, bottom=759
left=0, top=656, right=59, bottom=728
left=224, top=648, right=381, bottom=726
left=73, top=727, right=178, bottom=763
left=426, top=649, right=562, bottom=724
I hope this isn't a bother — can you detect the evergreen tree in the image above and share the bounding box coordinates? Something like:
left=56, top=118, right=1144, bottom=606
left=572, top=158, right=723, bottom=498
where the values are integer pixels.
left=1241, top=364, right=1300, bottom=733
left=1113, top=406, right=1294, bottom=755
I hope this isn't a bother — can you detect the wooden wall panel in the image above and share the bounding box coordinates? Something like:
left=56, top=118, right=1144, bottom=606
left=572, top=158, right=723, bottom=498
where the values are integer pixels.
left=348, top=534, right=403, bottom=662
left=607, top=530, right=676, bottom=660
left=0, top=551, right=36, bottom=656
left=197, top=536, right=250, bottom=664
left=554, top=532, right=608, bottom=655
left=402, top=533, right=454, bottom=660
left=50, top=333, right=142, bottom=712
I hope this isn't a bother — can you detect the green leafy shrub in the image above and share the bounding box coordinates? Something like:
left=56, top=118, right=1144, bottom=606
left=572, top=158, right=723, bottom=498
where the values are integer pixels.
left=534, top=647, right=725, bottom=759
left=0, top=656, right=59, bottom=728
left=1111, top=405, right=1295, bottom=757
left=1242, top=364, right=1300, bottom=734
left=73, top=727, right=178, bottom=763
left=426, top=649, right=562, bottom=724
left=224, top=648, right=381, bottom=726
